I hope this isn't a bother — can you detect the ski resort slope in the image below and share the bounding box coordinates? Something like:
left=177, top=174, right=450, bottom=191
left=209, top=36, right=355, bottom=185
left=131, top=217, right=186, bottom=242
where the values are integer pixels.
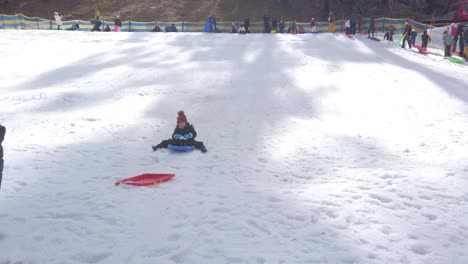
left=0, top=31, right=468, bottom=264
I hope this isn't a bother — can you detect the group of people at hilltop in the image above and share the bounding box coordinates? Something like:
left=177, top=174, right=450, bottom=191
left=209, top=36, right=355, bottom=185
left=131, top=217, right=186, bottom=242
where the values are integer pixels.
left=442, top=23, right=467, bottom=58
left=53, top=11, right=179, bottom=33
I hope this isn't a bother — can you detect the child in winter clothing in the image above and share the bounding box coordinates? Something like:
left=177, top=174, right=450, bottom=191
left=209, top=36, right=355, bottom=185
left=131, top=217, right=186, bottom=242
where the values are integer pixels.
left=104, top=25, right=111, bottom=32
left=421, top=30, right=431, bottom=50
left=451, top=23, right=458, bottom=52
left=152, top=24, right=161, bottom=32
left=165, top=24, right=178, bottom=32
left=0, top=124, right=5, bottom=190
left=279, top=19, right=285, bottom=33
left=66, top=21, right=80, bottom=31
left=114, top=16, right=122, bottom=32
left=345, top=18, right=350, bottom=35
left=54, top=12, right=63, bottom=30
left=231, top=22, right=238, bottom=33
left=238, top=24, right=246, bottom=34
left=310, top=18, right=317, bottom=33
left=443, top=29, right=453, bottom=57
left=91, top=16, right=102, bottom=32
left=152, top=111, right=207, bottom=153
left=288, top=21, right=297, bottom=34
left=298, top=25, right=305, bottom=34
left=384, top=25, right=394, bottom=41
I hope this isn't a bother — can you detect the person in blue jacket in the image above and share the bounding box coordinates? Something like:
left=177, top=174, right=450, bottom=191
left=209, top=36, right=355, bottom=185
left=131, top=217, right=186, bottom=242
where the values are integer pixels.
left=66, top=21, right=80, bottom=31
left=279, top=18, right=285, bottom=33
left=152, top=111, right=207, bottom=153
left=410, top=30, right=418, bottom=45
left=165, top=24, right=178, bottom=32
left=91, top=16, right=102, bottom=32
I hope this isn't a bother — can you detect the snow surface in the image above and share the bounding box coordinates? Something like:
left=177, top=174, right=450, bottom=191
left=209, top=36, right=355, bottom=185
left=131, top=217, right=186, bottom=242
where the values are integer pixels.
left=0, top=31, right=468, bottom=264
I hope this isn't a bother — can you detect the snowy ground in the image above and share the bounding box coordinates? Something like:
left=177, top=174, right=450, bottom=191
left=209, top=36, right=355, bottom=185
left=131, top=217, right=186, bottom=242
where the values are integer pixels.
left=0, top=30, right=468, bottom=264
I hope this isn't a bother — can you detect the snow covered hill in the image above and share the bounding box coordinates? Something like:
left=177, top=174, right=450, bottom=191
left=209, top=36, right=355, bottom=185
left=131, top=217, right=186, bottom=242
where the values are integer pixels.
left=0, top=31, right=467, bottom=264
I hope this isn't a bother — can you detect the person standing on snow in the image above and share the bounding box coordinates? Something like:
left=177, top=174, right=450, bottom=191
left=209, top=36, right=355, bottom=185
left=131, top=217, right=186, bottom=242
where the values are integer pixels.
left=410, top=30, right=418, bottom=46
left=456, top=23, right=465, bottom=57
left=114, top=15, right=122, bottom=32
left=271, top=18, right=278, bottom=33
left=310, top=18, right=317, bottom=33
left=328, top=11, right=335, bottom=33
left=421, top=30, right=431, bottom=51
left=263, top=14, right=271, bottom=33
left=54, top=11, right=63, bottom=30
left=443, top=27, right=453, bottom=57
left=368, top=16, right=375, bottom=38
left=451, top=23, right=458, bottom=52
left=401, top=22, right=412, bottom=49
left=244, top=17, right=250, bottom=33
left=350, top=12, right=357, bottom=35
left=345, top=18, right=350, bottom=35
left=0, top=124, right=5, bottom=190
left=152, top=111, right=207, bottom=153
left=279, top=18, right=285, bottom=33
left=463, top=28, right=468, bottom=60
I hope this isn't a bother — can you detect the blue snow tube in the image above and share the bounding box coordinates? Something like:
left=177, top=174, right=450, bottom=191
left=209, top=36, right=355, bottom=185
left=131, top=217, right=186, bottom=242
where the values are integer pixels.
left=168, top=144, right=195, bottom=152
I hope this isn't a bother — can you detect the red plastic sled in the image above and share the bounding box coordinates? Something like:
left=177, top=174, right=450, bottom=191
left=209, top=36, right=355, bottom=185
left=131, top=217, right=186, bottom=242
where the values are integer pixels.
left=115, top=173, right=175, bottom=187
left=413, top=45, right=428, bottom=55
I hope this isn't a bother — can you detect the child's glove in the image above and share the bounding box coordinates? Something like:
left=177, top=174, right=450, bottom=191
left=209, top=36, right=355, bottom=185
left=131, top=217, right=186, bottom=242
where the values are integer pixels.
left=174, top=134, right=183, bottom=139
left=183, top=133, right=193, bottom=139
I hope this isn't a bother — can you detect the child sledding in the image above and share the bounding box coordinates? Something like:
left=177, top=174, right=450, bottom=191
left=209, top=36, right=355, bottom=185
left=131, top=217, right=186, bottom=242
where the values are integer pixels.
left=152, top=111, right=207, bottom=153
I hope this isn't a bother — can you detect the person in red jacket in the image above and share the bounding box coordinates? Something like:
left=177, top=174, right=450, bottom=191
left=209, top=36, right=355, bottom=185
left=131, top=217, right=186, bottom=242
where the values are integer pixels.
left=152, top=111, right=207, bottom=153
left=310, top=18, right=317, bottom=33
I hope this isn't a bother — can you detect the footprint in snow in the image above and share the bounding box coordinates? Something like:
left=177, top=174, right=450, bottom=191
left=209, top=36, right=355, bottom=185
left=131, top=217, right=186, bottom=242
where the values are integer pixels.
left=409, top=243, right=429, bottom=255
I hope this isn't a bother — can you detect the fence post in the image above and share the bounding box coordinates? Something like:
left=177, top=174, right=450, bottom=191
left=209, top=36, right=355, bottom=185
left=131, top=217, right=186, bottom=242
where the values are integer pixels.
left=36, top=17, right=39, bottom=30
left=1, top=15, right=4, bottom=30
left=182, top=21, right=185, bottom=32
left=129, top=21, right=132, bottom=32
left=19, top=14, right=23, bottom=30
left=50, top=20, right=52, bottom=30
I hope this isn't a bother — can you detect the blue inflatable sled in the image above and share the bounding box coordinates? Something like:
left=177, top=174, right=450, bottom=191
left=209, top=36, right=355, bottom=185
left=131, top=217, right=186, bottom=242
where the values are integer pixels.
left=168, top=144, right=195, bottom=152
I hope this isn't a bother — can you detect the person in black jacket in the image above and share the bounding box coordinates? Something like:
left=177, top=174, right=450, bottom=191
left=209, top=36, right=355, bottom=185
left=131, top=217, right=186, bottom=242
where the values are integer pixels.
left=402, top=22, right=412, bottom=49
left=244, top=17, right=250, bottom=33
left=421, top=29, right=431, bottom=50
left=114, top=15, right=122, bottom=32
left=271, top=19, right=278, bottom=32
left=152, top=111, right=207, bottom=153
left=457, top=23, right=465, bottom=57
left=0, top=124, right=5, bottom=190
